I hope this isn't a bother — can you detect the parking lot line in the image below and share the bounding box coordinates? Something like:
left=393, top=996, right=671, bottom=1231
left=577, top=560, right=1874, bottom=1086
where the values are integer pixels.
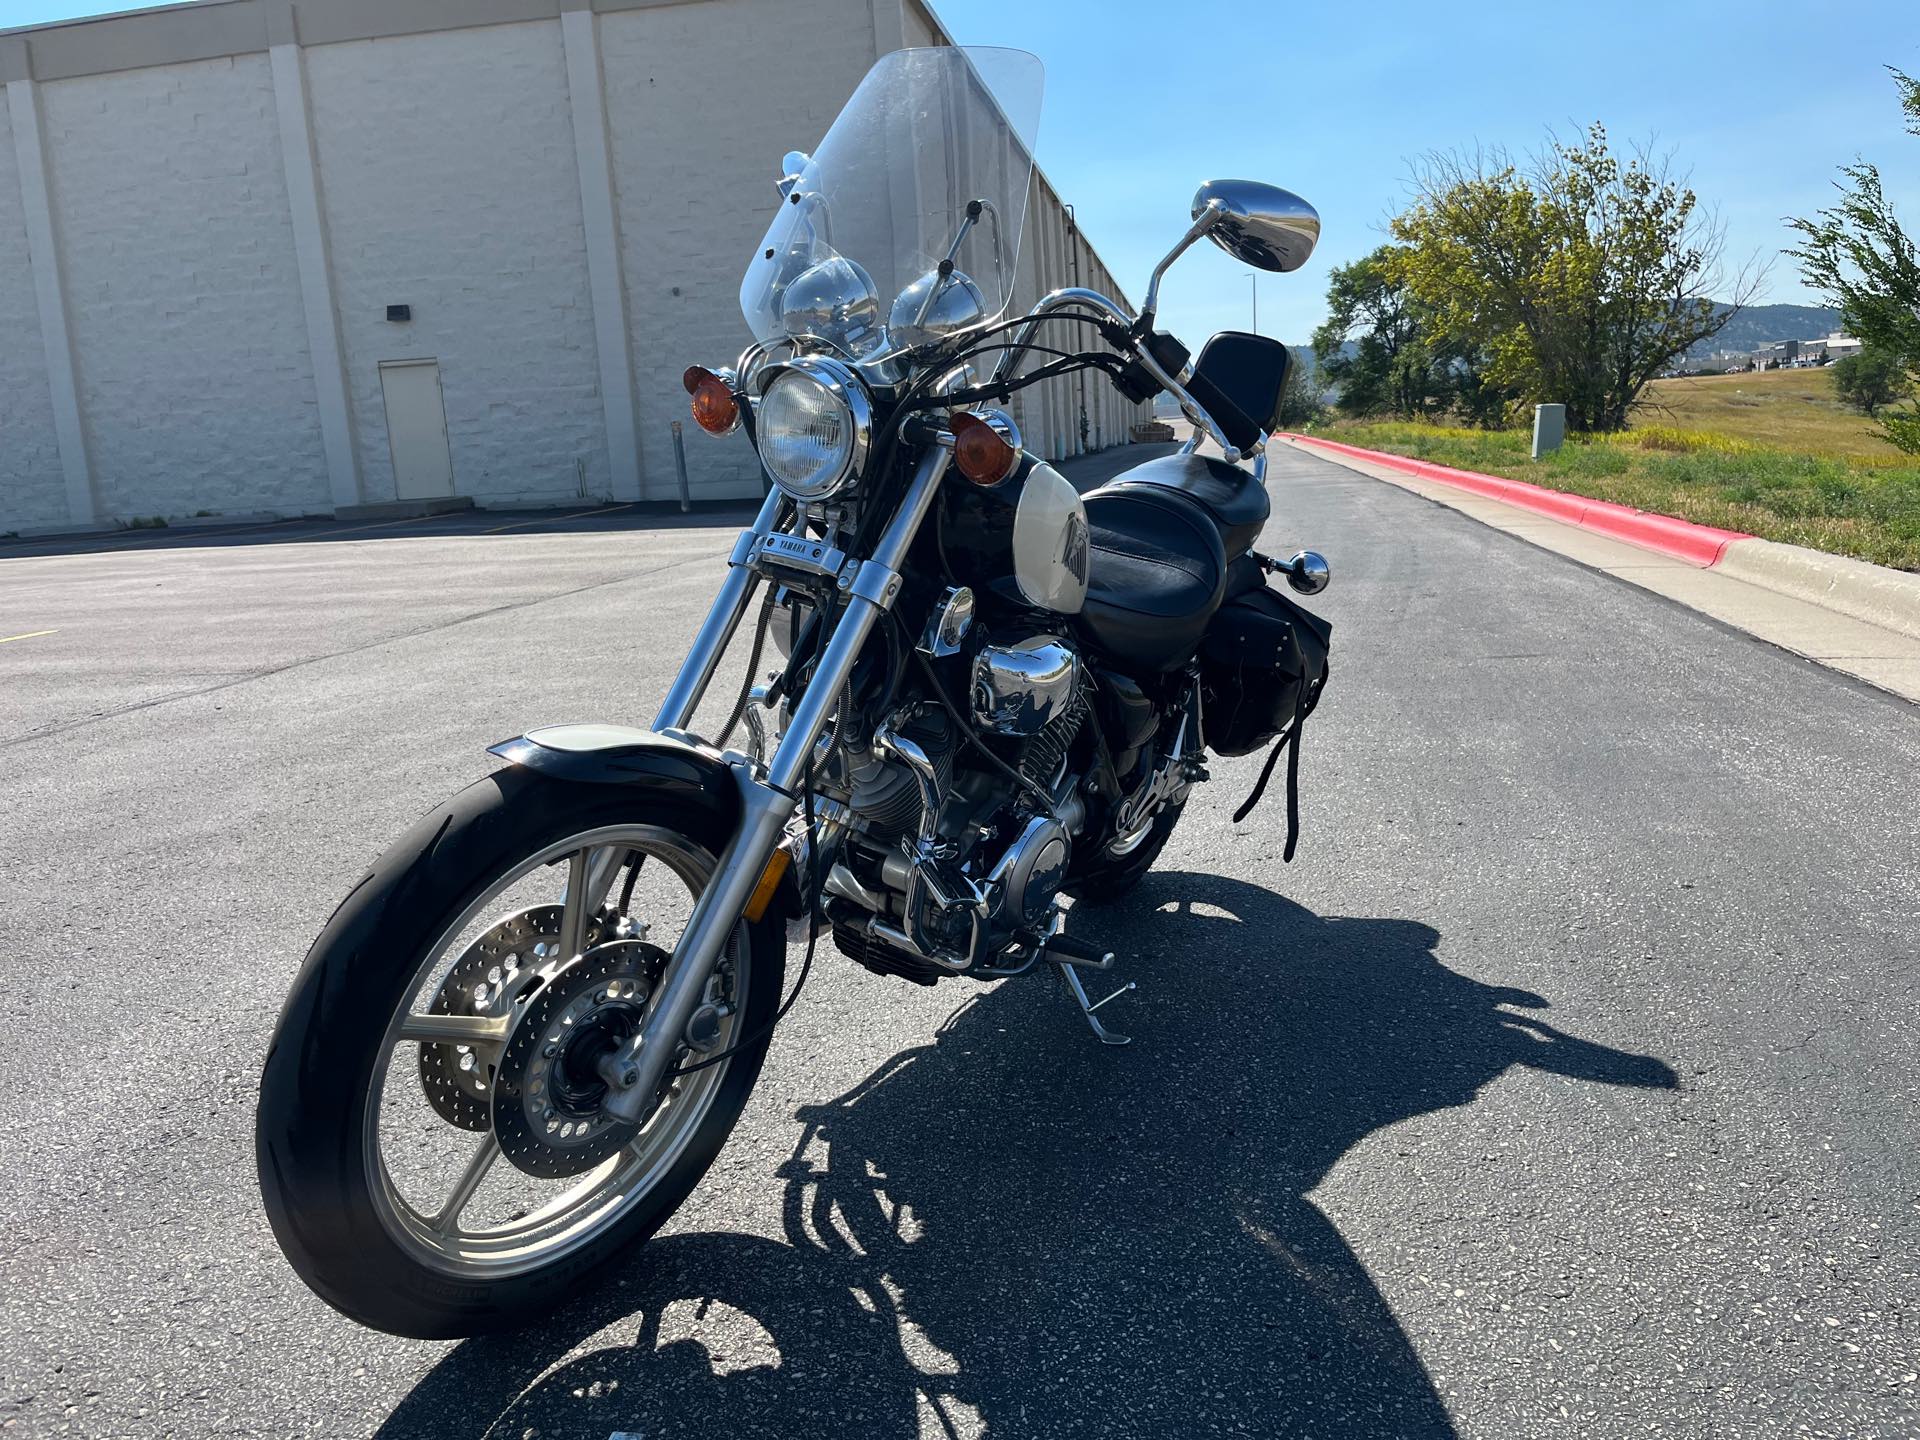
left=483, top=503, right=632, bottom=534
left=0, top=629, right=57, bottom=644
left=299, top=513, right=443, bottom=541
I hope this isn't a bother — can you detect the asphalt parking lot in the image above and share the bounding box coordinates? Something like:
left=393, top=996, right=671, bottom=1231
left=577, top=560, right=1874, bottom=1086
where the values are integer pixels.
left=2, top=444, right=1917, bottom=1438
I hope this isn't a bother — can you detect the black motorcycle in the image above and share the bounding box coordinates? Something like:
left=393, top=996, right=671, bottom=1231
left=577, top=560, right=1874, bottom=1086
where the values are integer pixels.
left=257, top=44, right=1331, bottom=1338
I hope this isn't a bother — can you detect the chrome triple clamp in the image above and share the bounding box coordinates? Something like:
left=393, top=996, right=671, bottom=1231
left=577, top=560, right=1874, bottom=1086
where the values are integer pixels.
left=1042, top=931, right=1135, bottom=1046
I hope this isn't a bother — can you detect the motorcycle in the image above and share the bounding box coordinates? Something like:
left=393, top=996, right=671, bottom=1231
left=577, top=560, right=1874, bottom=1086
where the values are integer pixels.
left=256, top=45, right=1332, bottom=1339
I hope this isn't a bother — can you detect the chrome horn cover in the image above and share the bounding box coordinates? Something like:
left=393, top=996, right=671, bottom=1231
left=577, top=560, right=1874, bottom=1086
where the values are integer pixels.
left=970, top=636, right=1080, bottom=736
left=889, top=266, right=987, bottom=348
left=778, top=255, right=885, bottom=359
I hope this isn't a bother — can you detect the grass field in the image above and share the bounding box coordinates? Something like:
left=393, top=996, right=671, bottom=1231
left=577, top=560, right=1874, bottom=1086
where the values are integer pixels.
left=1316, top=418, right=1920, bottom=571
left=1633, top=369, right=1896, bottom=460
left=1314, top=366, right=1920, bottom=571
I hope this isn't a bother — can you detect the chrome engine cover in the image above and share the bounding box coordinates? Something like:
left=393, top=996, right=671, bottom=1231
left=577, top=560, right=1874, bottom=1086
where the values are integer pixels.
left=971, top=635, right=1081, bottom=736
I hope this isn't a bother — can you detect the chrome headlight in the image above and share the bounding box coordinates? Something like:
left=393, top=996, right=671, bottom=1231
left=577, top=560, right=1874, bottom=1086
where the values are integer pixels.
left=756, top=358, right=871, bottom=501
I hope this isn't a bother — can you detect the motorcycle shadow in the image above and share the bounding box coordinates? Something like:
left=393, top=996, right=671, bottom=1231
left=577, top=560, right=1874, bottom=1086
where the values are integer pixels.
left=380, top=871, right=1676, bottom=1439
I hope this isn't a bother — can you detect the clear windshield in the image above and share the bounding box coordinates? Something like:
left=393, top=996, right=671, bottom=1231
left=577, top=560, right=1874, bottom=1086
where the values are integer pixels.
left=739, top=47, right=1043, bottom=367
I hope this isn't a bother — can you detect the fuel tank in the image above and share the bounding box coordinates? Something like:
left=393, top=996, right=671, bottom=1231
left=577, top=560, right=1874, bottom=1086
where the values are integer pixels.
left=936, top=453, right=1089, bottom=616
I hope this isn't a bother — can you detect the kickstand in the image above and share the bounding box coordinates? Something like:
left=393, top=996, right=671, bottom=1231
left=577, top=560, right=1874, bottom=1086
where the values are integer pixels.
left=1053, top=961, right=1135, bottom=1046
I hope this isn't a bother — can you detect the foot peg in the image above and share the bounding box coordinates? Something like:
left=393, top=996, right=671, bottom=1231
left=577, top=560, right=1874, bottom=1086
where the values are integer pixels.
left=1052, top=953, right=1135, bottom=1046
left=1041, top=932, right=1115, bottom=970
left=1254, top=549, right=1330, bottom=595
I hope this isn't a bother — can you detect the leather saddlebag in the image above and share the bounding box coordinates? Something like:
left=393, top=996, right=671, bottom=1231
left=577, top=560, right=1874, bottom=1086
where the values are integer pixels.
left=1198, top=585, right=1331, bottom=757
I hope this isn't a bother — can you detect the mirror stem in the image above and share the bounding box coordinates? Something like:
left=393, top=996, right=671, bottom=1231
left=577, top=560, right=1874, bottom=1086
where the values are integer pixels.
left=1141, top=202, right=1225, bottom=324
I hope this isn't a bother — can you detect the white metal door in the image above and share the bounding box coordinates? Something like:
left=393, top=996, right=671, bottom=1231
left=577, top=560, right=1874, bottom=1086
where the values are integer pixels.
left=378, top=359, right=453, bottom=500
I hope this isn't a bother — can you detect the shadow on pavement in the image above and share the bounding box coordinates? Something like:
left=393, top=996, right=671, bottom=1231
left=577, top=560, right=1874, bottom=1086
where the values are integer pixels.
left=380, top=872, right=1676, bottom=1439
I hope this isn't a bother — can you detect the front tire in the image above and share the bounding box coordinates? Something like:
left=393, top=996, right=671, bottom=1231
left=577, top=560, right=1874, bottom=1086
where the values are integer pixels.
left=256, top=767, right=784, bottom=1338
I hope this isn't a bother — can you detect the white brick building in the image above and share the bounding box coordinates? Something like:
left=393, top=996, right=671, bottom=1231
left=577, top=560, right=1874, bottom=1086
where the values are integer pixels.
left=0, top=0, right=1141, bottom=534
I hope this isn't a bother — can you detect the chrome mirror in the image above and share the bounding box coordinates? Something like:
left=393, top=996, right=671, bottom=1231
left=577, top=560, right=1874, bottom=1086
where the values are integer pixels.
left=1193, top=180, right=1319, bottom=273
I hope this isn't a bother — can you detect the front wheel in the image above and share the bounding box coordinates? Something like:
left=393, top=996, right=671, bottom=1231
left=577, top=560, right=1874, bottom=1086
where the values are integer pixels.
left=256, top=767, right=785, bottom=1338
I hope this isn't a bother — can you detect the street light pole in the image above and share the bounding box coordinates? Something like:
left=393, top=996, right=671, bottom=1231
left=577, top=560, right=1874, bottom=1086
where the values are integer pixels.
left=1246, top=272, right=1258, bottom=333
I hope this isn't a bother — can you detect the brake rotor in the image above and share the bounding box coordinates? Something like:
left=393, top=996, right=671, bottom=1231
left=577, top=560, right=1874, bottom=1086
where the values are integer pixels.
left=490, top=939, right=670, bottom=1179
left=417, top=904, right=614, bottom=1130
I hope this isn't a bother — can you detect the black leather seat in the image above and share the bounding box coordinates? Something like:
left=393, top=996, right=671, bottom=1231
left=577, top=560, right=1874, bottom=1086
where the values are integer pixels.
left=1097, top=452, right=1269, bottom=560
left=1076, top=484, right=1227, bottom=673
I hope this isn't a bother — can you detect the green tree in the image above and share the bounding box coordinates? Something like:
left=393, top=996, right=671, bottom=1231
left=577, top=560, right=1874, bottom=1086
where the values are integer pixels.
left=1788, top=68, right=1920, bottom=453
left=1449, top=349, right=1518, bottom=428
left=1831, top=347, right=1906, bottom=417
left=1310, top=247, right=1455, bottom=420
left=1272, top=348, right=1326, bottom=429
left=1391, top=125, right=1752, bottom=432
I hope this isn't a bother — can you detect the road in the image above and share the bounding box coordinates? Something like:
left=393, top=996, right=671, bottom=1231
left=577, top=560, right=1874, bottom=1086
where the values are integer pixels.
left=1, top=444, right=1916, bottom=1439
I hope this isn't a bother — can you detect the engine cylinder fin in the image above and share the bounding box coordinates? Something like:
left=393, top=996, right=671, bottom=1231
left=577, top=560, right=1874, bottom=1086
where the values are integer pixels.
left=1017, top=681, right=1088, bottom=789
left=828, top=904, right=948, bottom=986
left=848, top=708, right=954, bottom=836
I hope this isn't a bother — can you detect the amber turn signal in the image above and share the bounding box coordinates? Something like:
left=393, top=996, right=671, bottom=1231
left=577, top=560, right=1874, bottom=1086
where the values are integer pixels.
left=683, top=365, right=740, bottom=436
left=950, top=410, right=1017, bottom=486
left=743, top=844, right=791, bottom=923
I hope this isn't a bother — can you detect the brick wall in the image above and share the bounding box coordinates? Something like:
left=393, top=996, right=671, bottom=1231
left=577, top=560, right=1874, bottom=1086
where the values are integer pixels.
left=600, top=0, right=875, bottom=501
left=0, top=95, right=67, bottom=531
left=304, top=22, right=608, bottom=509
left=901, top=2, right=940, bottom=48
left=40, top=54, right=331, bottom=522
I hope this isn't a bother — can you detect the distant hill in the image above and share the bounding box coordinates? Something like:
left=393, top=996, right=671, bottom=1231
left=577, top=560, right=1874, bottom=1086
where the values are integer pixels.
left=1289, top=307, right=1839, bottom=368
left=1687, top=303, right=1839, bottom=358
left=1288, top=342, right=1350, bottom=373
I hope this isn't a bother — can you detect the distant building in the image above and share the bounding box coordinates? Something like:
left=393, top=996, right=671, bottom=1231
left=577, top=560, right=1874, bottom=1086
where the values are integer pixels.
left=1745, top=333, right=1863, bottom=369
left=1681, top=350, right=1754, bottom=376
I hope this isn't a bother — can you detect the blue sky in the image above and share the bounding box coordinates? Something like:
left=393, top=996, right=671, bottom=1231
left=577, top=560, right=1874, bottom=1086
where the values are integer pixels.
left=933, top=0, right=1920, bottom=343
left=7, top=0, right=1917, bottom=345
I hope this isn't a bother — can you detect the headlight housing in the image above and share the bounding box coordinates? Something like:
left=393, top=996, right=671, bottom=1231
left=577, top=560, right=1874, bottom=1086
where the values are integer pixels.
left=755, top=358, right=872, bottom=501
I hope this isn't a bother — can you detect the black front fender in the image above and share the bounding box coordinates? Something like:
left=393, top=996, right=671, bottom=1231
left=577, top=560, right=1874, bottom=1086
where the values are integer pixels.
left=487, top=725, right=741, bottom=829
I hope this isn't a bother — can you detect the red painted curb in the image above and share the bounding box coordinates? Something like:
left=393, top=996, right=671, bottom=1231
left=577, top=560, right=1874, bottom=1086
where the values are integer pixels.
left=1281, top=432, right=1751, bottom=568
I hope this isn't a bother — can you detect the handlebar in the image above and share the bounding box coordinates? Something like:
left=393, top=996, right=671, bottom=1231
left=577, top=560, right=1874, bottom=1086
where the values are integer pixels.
left=988, top=287, right=1265, bottom=463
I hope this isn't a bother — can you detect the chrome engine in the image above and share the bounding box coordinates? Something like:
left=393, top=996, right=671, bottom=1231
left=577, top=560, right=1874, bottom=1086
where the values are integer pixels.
left=824, top=630, right=1091, bottom=983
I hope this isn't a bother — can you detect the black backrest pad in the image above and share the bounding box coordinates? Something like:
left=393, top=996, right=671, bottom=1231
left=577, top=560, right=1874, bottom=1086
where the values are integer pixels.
left=1187, top=331, right=1292, bottom=453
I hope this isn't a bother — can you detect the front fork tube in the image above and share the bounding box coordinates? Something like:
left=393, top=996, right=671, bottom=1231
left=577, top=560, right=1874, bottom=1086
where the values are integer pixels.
left=600, top=442, right=954, bottom=1121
